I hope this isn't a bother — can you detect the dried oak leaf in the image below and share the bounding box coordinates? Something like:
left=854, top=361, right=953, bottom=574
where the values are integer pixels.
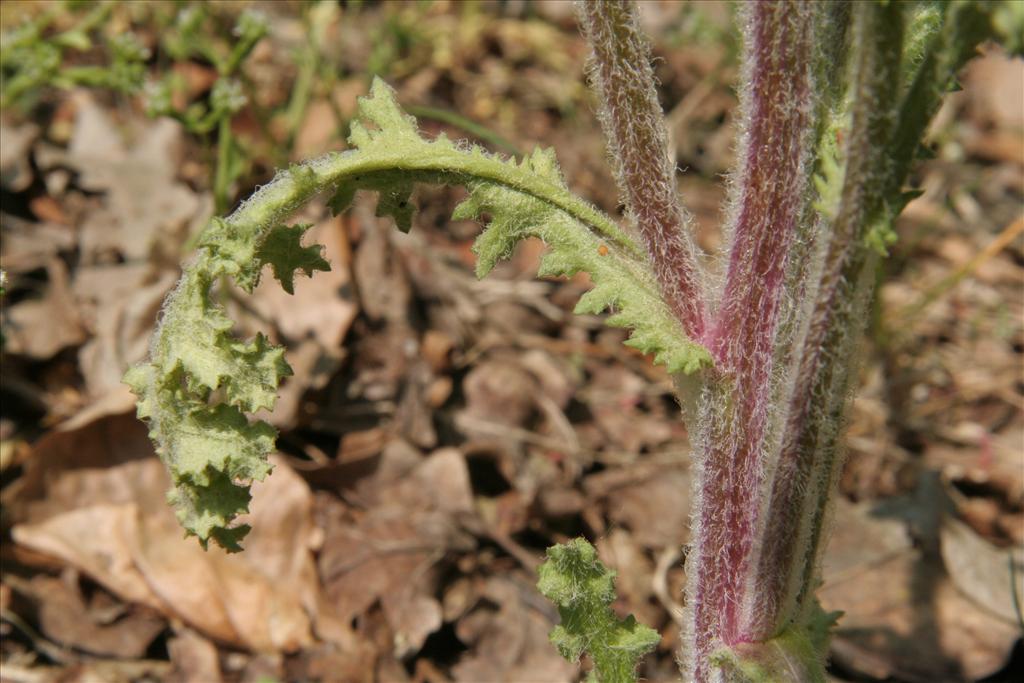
left=318, top=448, right=475, bottom=654
left=63, top=92, right=200, bottom=262
left=8, top=414, right=325, bottom=653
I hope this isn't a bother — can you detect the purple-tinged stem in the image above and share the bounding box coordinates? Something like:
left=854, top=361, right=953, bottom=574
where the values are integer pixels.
left=686, top=2, right=821, bottom=679
left=578, top=0, right=707, bottom=337
left=745, top=1, right=905, bottom=642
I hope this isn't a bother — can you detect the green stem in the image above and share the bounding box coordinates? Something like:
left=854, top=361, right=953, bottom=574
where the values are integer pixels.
left=284, top=2, right=334, bottom=150
left=284, top=48, right=318, bottom=149
left=214, top=115, right=233, bottom=214
left=209, top=146, right=637, bottom=256
left=406, top=104, right=522, bottom=156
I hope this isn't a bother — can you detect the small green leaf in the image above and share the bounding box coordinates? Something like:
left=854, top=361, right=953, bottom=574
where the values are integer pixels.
left=371, top=179, right=415, bottom=233
left=538, top=538, right=660, bottom=683
left=256, top=224, right=331, bottom=294
left=327, top=184, right=357, bottom=216
left=168, top=468, right=256, bottom=553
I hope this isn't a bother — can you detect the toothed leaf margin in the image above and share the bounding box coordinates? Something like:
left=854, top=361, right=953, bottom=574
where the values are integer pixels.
left=538, top=538, right=661, bottom=682
left=126, top=78, right=710, bottom=551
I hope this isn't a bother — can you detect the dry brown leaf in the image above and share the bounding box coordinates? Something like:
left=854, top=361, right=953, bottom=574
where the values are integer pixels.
left=381, top=447, right=474, bottom=514
left=3, top=414, right=165, bottom=522
left=319, top=449, right=475, bottom=653
left=461, top=357, right=538, bottom=430
left=382, top=590, right=444, bottom=659
left=820, top=497, right=1020, bottom=681
left=13, top=502, right=168, bottom=610
left=167, top=628, right=223, bottom=683
left=584, top=463, right=692, bottom=550
left=940, top=514, right=1024, bottom=624
left=8, top=414, right=325, bottom=653
left=0, top=660, right=173, bottom=683
left=244, top=211, right=358, bottom=428
left=3, top=258, right=86, bottom=358
left=299, top=642, right=379, bottom=683
left=0, top=121, right=38, bottom=192
left=0, top=214, right=76, bottom=274
left=441, top=575, right=478, bottom=624
left=320, top=508, right=445, bottom=626
left=30, top=571, right=165, bottom=659
left=395, top=361, right=440, bottom=448
left=587, top=365, right=675, bottom=454
left=596, top=528, right=662, bottom=629
left=12, top=462, right=319, bottom=652
left=62, top=92, right=200, bottom=263
left=264, top=338, right=326, bottom=429
left=451, top=576, right=574, bottom=683
left=926, top=433, right=1024, bottom=512
left=250, top=213, right=356, bottom=349
left=74, top=265, right=178, bottom=399
left=518, top=348, right=577, bottom=410
left=965, top=51, right=1024, bottom=133
left=294, top=99, right=345, bottom=159
left=421, top=329, right=456, bottom=373
left=352, top=205, right=414, bottom=324
left=28, top=195, right=69, bottom=225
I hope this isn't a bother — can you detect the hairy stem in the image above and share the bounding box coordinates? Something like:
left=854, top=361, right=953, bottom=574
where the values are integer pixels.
left=578, top=0, right=707, bottom=336
left=204, top=148, right=637, bottom=260
left=685, top=2, right=823, bottom=679
left=748, top=0, right=904, bottom=642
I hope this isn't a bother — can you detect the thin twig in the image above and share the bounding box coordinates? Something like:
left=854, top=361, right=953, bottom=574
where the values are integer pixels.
left=896, top=214, right=1024, bottom=326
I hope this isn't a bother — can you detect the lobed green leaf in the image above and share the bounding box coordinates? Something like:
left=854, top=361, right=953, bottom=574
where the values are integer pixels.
left=537, top=538, right=661, bottom=682
left=257, top=223, right=331, bottom=294
left=126, top=78, right=710, bottom=550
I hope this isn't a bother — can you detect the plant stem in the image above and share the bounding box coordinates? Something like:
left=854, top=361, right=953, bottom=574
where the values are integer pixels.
left=577, top=0, right=707, bottom=337
left=895, top=215, right=1024, bottom=331
left=684, top=1, right=824, bottom=678
left=205, top=148, right=637, bottom=261
left=284, top=1, right=335, bottom=151
left=406, top=104, right=522, bottom=156
left=214, top=115, right=233, bottom=214
left=749, top=2, right=905, bottom=643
